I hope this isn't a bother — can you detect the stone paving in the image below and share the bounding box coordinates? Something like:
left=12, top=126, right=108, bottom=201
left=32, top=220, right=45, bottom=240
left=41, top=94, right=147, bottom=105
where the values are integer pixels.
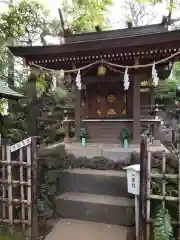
left=45, top=219, right=131, bottom=240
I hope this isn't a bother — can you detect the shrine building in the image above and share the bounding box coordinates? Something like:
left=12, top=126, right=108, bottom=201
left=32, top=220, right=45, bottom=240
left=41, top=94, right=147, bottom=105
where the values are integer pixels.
left=9, top=23, right=180, bottom=144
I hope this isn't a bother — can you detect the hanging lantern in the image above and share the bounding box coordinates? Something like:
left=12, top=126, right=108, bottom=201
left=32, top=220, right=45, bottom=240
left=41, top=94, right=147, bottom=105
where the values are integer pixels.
left=76, top=69, right=81, bottom=90
left=124, top=67, right=130, bottom=90
left=152, top=62, right=159, bottom=87
left=97, top=65, right=107, bottom=76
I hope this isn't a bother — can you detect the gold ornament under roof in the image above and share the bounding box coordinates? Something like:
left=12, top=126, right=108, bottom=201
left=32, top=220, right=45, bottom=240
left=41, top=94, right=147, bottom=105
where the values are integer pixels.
left=107, top=109, right=116, bottom=116
left=121, top=108, right=127, bottom=115
left=96, top=96, right=101, bottom=104
left=97, top=109, right=102, bottom=116
left=107, top=94, right=116, bottom=104
left=140, top=80, right=148, bottom=86
left=122, top=94, right=126, bottom=103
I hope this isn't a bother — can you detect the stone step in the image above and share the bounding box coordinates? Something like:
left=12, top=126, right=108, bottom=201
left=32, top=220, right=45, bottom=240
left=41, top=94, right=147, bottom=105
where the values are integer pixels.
left=88, top=138, right=121, bottom=144
left=88, top=134, right=120, bottom=138
left=45, top=219, right=135, bottom=240
left=56, top=192, right=134, bottom=226
left=88, top=128, right=122, bottom=133
left=88, top=135, right=121, bottom=140
left=57, top=169, right=132, bottom=198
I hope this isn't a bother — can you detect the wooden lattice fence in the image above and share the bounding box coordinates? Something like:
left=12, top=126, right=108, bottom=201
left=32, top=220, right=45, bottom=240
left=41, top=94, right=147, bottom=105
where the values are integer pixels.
left=139, top=136, right=180, bottom=239
left=0, top=137, right=38, bottom=240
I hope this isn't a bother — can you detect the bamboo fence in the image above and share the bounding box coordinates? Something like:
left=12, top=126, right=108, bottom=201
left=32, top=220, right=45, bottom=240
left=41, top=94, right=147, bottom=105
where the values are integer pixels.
left=0, top=137, right=37, bottom=240
left=139, top=136, right=180, bottom=239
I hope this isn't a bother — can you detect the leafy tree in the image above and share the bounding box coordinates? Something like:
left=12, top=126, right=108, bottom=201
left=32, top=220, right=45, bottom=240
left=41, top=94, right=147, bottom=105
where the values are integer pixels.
left=154, top=62, right=180, bottom=107
left=154, top=78, right=177, bottom=106
left=0, top=0, right=50, bottom=44
left=136, top=0, right=178, bottom=19
left=0, top=0, right=67, bottom=144
left=61, top=0, right=113, bottom=33
left=0, top=0, right=114, bottom=144
left=121, top=0, right=156, bottom=27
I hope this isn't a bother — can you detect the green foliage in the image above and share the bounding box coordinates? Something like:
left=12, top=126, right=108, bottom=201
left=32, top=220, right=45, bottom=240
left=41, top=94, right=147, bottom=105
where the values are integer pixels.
left=155, top=62, right=180, bottom=108
left=0, top=0, right=112, bottom=145
left=0, top=0, right=71, bottom=144
left=155, top=79, right=176, bottom=105
left=0, top=0, right=49, bottom=41
left=0, top=226, right=27, bottom=240
left=153, top=207, right=174, bottom=240
left=151, top=163, right=178, bottom=239
left=172, top=62, right=180, bottom=89
left=61, top=0, right=113, bottom=33
left=0, top=99, right=7, bottom=114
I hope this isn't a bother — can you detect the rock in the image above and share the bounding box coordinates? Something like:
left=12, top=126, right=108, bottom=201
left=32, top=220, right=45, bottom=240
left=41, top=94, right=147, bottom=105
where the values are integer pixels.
left=83, top=158, right=92, bottom=168
left=38, top=143, right=67, bottom=158
left=42, top=156, right=64, bottom=169
left=89, top=156, right=109, bottom=170
left=39, top=205, right=54, bottom=219
left=72, top=157, right=88, bottom=168
left=151, top=157, right=161, bottom=168
left=152, top=152, right=163, bottom=160
left=114, top=162, right=126, bottom=170
left=64, top=154, right=76, bottom=168
left=47, top=184, right=57, bottom=195
left=130, top=152, right=140, bottom=164
left=166, top=153, right=178, bottom=170
left=45, top=171, right=57, bottom=184
left=106, top=160, right=115, bottom=170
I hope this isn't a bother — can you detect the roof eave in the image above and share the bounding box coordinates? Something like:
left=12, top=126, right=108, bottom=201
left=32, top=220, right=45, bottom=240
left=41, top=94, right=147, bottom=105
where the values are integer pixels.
left=8, top=29, right=180, bottom=58
left=0, top=93, right=24, bottom=100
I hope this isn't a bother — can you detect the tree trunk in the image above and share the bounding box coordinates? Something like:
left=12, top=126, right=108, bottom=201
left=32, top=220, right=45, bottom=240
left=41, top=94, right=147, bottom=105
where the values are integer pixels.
left=8, top=0, right=15, bottom=112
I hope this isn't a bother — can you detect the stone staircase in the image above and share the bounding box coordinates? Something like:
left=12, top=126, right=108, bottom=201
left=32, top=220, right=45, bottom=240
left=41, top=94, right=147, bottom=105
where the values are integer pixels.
left=52, top=168, right=135, bottom=240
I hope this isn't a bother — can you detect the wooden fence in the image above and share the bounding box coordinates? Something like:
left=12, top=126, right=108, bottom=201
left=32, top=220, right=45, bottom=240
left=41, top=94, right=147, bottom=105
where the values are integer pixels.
left=0, top=137, right=38, bottom=240
left=139, top=136, right=180, bottom=239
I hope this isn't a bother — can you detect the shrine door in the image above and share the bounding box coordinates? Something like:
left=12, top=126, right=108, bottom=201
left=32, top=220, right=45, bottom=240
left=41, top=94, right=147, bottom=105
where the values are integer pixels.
left=88, top=82, right=127, bottom=118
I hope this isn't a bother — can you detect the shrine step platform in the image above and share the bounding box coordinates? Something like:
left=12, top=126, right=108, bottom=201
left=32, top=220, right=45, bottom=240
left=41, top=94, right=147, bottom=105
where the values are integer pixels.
left=65, top=143, right=140, bottom=164
left=65, top=142, right=168, bottom=165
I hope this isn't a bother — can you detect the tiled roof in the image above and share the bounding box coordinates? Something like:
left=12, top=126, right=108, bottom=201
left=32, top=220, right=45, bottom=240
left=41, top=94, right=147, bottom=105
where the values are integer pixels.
left=0, top=80, right=23, bottom=99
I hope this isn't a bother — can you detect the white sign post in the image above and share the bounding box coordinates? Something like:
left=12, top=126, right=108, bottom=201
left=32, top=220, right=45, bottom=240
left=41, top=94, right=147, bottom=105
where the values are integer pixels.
left=124, top=164, right=140, bottom=240
left=10, top=137, right=32, bottom=152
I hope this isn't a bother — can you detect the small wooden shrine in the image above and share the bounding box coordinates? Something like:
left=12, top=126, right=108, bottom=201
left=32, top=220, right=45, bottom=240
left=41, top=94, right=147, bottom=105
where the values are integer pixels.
left=9, top=23, right=180, bottom=144
left=0, top=80, right=23, bottom=99
left=0, top=80, right=23, bottom=140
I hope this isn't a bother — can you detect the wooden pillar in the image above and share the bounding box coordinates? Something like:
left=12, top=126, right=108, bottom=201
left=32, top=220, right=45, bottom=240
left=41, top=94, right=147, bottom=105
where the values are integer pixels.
left=133, top=74, right=141, bottom=142
left=74, top=89, right=81, bottom=140
left=26, top=72, right=38, bottom=137
left=84, top=85, right=88, bottom=118
left=31, top=137, right=38, bottom=240
left=148, top=79, right=154, bottom=107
